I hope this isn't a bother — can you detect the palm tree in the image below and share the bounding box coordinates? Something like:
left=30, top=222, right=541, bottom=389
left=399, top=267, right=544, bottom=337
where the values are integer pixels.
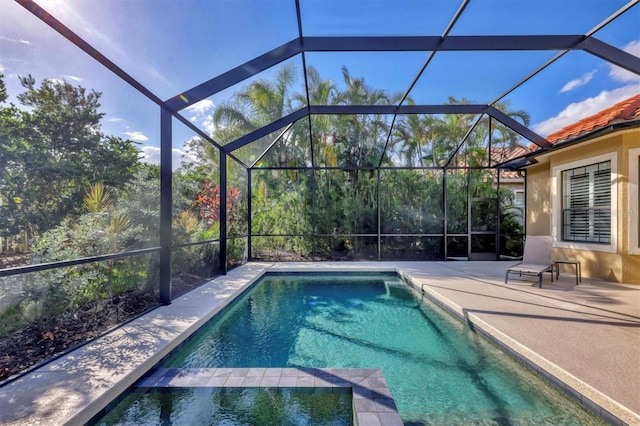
left=292, top=66, right=338, bottom=167
left=436, top=110, right=475, bottom=167
left=331, top=66, right=396, bottom=168
left=212, top=62, right=301, bottom=167
left=483, top=99, right=531, bottom=165
left=214, top=63, right=297, bottom=137
left=392, top=112, right=441, bottom=167
left=300, top=66, right=338, bottom=107
left=442, top=96, right=531, bottom=167
left=487, top=99, right=531, bottom=149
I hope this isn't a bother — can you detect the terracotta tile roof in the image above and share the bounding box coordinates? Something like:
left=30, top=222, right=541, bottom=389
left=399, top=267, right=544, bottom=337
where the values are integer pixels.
left=490, top=147, right=534, bottom=179
left=491, top=147, right=535, bottom=165
left=500, top=169, right=521, bottom=180
left=545, top=94, right=640, bottom=144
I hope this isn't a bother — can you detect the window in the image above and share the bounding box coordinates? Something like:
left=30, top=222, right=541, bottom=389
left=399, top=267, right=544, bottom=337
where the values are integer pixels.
left=561, top=161, right=611, bottom=244
left=513, top=190, right=525, bottom=207
left=552, top=152, right=617, bottom=253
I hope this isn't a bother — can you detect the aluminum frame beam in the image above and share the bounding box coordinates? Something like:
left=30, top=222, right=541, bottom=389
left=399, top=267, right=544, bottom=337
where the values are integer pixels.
left=16, top=0, right=164, bottom=106
left=159, top=108, right=173, bottom=304
left=164, top=33, right=634, bottom=119
left=166, top=34, right=594, bottom=111
left=226, top=104, right=490, bottom=153
left=225, top=104, right=550, bottom=153
left=250, top=122, right=295, bottom=168
left=486, top=107, right=551, bottom=148
left=584, top=37, right=640, bottom=75
left=225, top=108, right=309, bottom=152
left=444, top=115, right=485, bottom=168
left=302, top=35, right=586, bottom=52
left=16, top=0, right=230, bottom=156
left=310, top=104, right=490, bottom=115
left=219, top=152, right=228, bottom=275
left=17, top=0, right=634, bottom=156
left=166, top=39, right=303, bottom=111
left=0, top=247, right=161, bottom=277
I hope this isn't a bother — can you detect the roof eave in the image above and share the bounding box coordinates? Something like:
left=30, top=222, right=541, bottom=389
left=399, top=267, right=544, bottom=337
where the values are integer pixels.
left=518, top=119, right=640, bottom=167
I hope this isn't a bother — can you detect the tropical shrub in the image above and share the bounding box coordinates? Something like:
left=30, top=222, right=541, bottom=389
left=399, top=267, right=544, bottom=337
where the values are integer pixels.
left=7, top=185, right=149, bottom=328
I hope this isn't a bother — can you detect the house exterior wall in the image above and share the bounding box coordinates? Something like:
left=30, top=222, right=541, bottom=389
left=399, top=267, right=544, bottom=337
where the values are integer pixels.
left=525, top=163, right=551, bottom=236
left=526, top=128, right=640, bottom=284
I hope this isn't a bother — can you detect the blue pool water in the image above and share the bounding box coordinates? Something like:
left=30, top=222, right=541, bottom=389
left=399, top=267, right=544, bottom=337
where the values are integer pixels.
left=164, top=272, right=604, bottom=425
left=94, top=387, right=352, bottom=425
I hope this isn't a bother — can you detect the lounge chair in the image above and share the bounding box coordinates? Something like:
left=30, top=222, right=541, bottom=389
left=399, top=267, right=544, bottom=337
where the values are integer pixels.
left=504, top=235, right=553, bottom=288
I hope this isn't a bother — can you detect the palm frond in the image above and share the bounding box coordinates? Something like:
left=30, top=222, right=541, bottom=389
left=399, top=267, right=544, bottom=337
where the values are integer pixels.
left=83, top=183, right=111, bottom=213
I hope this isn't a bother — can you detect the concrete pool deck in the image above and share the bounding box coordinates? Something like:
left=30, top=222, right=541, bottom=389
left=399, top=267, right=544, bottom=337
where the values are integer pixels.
left=0, top=261, right=638, bottom=425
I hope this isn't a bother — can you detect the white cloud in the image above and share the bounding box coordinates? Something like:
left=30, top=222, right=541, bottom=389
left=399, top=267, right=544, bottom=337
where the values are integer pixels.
left=202, top=116, right=217, bottom=135
left=533, top=84, right=640, bottom=136
left=139, top=146, right=197, bottom=171
left=186, top=99, right=215, bottom=116
left=0, top=64, right=4, bottom=73
left=185, top=99, right=216, bottom=135
left=560, top=71, right=596, bottom=93
left=123, top=131, right=149, bottom=142
left=609, top=40, right=640, bottom=84
left=534, top=39, right=640, bottom=136
left=107, top=117, right=124, bottom=122
left=0, top=36, right=31, bottom=45
left=139, top=146, right=159, bottom=163
left=63, top=74, right=83, bottom=83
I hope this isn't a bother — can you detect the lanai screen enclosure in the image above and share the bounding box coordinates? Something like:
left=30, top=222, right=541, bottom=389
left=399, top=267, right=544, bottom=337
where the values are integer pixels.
left=0, top=0, right=638, bottom=330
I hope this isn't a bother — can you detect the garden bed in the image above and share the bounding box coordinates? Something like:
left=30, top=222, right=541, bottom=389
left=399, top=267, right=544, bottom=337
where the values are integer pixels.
left=0, top=291, right=158, bottom=382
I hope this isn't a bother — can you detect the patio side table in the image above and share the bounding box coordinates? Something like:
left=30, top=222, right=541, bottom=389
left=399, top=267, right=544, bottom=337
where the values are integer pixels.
left=554, top=259, right=581, bottom=285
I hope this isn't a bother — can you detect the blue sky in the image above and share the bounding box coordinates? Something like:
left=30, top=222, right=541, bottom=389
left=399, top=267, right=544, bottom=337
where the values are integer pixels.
left=1, top=0, right=639, bottom=169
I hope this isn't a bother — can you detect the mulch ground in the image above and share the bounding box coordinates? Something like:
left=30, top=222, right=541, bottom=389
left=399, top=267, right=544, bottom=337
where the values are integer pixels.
left=0, top=256, right=342, bottom=383
left=0, top=271, right=231, bottom=383
left=0, top=291, right=159, bottom=382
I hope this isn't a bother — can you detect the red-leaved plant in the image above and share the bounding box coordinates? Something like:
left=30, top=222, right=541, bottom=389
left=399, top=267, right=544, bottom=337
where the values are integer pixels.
left=194, top=182, right=241, bottom=224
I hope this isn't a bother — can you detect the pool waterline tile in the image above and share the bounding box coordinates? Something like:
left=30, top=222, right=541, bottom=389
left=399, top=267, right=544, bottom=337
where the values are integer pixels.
left=365, top=376, right=387, bottom=387
left=378, top=411, right=406, bottom=426
left=352, top=386, right=373, bottom=399
left=167, top=374, right=192, bottom=387
left=356, top=411, right=383, bottom=426
left=278, top=376, right=298, bottom=386
left=134, top=367, right=402, bottom=424
left=229, top=368, right=250, bottom=376
left=354, top=397, right=377, bottom=411
left=296, top=375, right=315, bottom=387
left=247, top=367, right=265, bottom=376
left=260, top=375, right=281, bottom=386
left=205, top=376, right=228, bottom=386
left=212, top=367, right=233, bottom=376
left=223, top=376, right=245, bottom=387
left=241, top=375, right=262, bottom=386
left=263, top=367, right=283, bottom=376
left=314, top=376, right=334, bottom=386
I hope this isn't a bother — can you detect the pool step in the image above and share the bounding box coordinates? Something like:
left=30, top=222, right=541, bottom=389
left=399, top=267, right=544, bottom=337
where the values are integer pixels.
left=135, top=367, right=404, bottom=426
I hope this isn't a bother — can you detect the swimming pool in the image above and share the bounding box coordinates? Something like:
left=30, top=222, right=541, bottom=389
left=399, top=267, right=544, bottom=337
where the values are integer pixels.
left=162, top=272, right=604, bottom=425
left=93, top=387, right=353, bottom=425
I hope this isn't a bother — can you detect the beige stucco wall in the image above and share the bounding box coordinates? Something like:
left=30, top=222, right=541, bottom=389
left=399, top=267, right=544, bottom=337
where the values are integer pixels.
left=622, top=253, right=640, bottom=284
left=525, top=128, right=640, bottom=284
left=525, top=163, right=551, bottom=235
